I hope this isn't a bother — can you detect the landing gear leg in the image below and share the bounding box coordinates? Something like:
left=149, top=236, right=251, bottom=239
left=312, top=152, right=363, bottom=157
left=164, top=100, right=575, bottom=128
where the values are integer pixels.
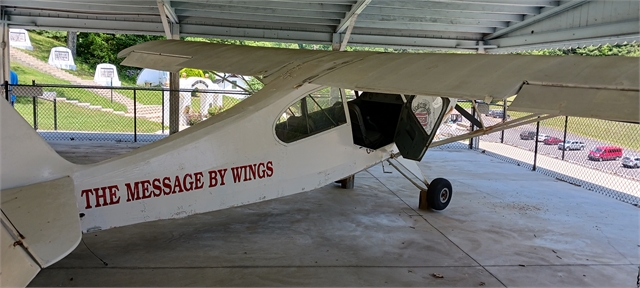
left=386, top=157, right=453, bottom=211
left=336, top=175, right=355, bottom=189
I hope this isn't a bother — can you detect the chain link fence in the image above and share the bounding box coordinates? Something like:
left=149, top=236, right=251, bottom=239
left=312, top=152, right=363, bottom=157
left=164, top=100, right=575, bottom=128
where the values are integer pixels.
left=3, top=83, right=249, bottom=142
left=433, top=100, right=640, bottom=205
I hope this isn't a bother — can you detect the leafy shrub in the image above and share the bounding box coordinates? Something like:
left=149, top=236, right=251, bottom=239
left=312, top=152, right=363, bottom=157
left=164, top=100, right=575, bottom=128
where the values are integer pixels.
left=188, top=113, right=203, bottom=126
left=180, top=68, right=205, bottom=78
left=207, top=106, right=225, bottom=118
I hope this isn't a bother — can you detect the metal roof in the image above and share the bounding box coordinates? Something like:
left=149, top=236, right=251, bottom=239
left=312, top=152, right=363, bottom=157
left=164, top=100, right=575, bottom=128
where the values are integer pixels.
left=2, top=0, right=639, bottom=53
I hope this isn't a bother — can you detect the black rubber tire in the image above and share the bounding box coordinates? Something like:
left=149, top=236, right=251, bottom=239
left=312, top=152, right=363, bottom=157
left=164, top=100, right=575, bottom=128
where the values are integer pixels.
left=426, top=178, right=453, bottom=211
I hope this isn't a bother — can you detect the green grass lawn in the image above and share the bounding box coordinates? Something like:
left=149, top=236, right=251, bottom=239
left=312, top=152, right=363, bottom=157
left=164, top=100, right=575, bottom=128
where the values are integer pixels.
left=115, top=89, right=164, bottom=105
left=13, top=96, right=163, bottom=133
left=11, top=63, right=128, bottom=112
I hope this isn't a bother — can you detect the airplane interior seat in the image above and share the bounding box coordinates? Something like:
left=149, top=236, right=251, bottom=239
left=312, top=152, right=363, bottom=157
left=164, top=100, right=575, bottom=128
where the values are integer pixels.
left=330, top=101, right=347, bottom=124
left=347, top=101, right=383, bottom=149
left=307, top=101, right=346, bottom=131
left=275, top=115, right=317, bottom=142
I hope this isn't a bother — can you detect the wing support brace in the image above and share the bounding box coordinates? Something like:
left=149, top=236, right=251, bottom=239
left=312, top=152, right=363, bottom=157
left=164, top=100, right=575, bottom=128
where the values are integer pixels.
left=386, top=155, right=429, bottom=191
left=455, top=103, right=483, bottom=129
left=431, top=113, right=557, bottom=147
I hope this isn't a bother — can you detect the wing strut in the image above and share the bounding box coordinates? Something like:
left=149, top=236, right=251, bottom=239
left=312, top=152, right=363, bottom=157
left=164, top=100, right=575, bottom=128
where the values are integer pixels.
left=431, top=113, right=558, bottom=147
left=455, top=103, right=483, bottom=129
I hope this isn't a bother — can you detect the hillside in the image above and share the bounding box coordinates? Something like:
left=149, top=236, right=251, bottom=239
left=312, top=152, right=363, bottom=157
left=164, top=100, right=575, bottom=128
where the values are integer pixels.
left=21, top=32, right=136, bottom=85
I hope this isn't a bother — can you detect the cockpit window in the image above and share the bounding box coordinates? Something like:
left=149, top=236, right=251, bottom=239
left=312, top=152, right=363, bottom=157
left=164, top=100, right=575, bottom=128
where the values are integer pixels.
left=275, top=91, right=347, bottom=143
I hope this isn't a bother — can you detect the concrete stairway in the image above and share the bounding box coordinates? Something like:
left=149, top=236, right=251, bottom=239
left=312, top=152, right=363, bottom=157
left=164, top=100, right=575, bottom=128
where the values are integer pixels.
left=10, top=47, right=162, bottom=121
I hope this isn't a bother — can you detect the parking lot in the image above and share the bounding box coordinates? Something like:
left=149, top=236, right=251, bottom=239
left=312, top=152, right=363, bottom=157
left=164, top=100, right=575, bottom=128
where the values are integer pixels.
left=452, top=114, right=640, bottom=181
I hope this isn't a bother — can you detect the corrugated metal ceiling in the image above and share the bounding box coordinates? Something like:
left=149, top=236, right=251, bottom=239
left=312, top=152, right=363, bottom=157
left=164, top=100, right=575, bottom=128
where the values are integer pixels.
left=2, top=0, right=638, bottom=52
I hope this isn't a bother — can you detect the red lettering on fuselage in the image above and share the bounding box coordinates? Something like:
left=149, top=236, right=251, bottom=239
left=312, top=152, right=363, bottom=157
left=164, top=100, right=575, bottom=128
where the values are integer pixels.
left=79, top=161, right=273, bottom=209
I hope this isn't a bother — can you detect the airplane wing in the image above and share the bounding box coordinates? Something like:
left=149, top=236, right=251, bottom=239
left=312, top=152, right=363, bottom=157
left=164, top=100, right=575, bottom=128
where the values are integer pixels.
left=119, top=40, right=639, bottom=123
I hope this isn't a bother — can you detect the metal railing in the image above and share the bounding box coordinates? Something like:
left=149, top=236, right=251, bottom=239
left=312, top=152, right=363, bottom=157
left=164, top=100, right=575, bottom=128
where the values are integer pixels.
left=3, top=82, right=250, bottom=142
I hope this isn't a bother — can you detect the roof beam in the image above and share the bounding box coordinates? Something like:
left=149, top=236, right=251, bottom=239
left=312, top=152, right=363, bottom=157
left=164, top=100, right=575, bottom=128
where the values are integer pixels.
left=362, top=7, right=524, bottom=22
left=444, top=0, right=558, bottom=6
left=2, top=0, right=158, bottom=14
left=9, top=15, right=165, bottom=35
left=336, top=0, right=371, bottom=33
left=486, top=20, right=640, bottom=47
left=484, top=0, right=589, bottom=40
left=170, top=0, right=351, bottom=12
left=176, top=9, right=339, bottom=25
left=162, top=1, right=179, bottom=24
left=369, top=1, right=541, bottom=15
left=357, top=14, right=508, bottom=28
left=356, top=21, right=496, bottom=34
left=171, top=2, right=345, bottom=19
left=157, top=1, right=172, bottom=38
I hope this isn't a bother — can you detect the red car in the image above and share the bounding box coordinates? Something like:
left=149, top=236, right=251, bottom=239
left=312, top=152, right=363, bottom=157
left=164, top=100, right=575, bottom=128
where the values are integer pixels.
left=543, top=137, right=563, bottom=145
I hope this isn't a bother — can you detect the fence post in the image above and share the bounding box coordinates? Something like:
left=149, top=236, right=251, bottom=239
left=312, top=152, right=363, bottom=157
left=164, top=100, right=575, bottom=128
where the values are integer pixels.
left=161, top=89, right=165, bottom=134
left=500, top=100, right=507, bottom=143
left=469, top=101, right=475, bottom=149
left=561, top=116, right=568, bottom=160
left=134, top=88, right=137, bottom=143
left=32, top=80, right=37, bottom=130
left=32, top=95, right=37, bottom=130
left=4, top=80, right=8, bottom=101
left=533, top=118, right=540, bottom=171
left=54, top=98, right=58, bottom=131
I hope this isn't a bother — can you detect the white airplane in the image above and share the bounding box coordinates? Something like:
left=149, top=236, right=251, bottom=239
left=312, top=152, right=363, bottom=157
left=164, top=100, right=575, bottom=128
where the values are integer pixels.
left=1, top=40, right=638, bottom=287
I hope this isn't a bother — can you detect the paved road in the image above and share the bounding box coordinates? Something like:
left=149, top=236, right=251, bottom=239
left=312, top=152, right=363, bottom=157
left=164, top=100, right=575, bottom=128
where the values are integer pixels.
left=439, top=115, right=640, bottom=181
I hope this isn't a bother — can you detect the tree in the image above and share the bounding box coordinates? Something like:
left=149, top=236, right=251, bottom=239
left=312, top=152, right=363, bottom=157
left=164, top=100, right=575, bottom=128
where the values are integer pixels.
left=66, top=31, right=77, bottom=58
left=76, top=33, right=164, bottom=81
left=179, top=68, right=205, bottom=78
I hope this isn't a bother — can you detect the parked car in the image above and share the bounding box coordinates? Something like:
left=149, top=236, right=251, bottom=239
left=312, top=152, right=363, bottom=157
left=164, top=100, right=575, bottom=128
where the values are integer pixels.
left=519, top=131, right=536, bottom=140
left=622, top=156, right=640, bottom=168
left=588, top=146, right=623, bottom=161
left=486, top=110, right=510, bottom=119
left=543, top=137, right=563, bottom=145
left=558, top=140, right=585, bottom=151
left=536, top=134, right=549, bottom=142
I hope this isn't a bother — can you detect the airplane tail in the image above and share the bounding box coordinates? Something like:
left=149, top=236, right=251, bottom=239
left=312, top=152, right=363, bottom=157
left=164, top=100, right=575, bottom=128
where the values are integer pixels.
left=1, top=99, right=81, bottom=287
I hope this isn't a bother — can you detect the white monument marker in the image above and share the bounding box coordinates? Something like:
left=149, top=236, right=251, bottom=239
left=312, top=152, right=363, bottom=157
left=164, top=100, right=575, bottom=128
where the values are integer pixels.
left=9, top=29, right=33, bottom=50
left=48, top=47, right=77, bottom=70
left=94, top=63, right=121, bottom=87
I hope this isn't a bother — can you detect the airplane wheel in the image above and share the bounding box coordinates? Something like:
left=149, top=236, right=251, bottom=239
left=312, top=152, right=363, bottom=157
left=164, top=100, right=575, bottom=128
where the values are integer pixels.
left=426, top=178, right=452, bottom=211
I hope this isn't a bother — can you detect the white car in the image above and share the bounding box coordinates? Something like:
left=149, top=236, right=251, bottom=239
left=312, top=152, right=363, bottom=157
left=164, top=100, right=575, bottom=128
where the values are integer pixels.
left=536, top=134, right=549, bottom=142
left=622, top=156, right=640, bottom=168
left=558, top=140, right=585, bottom=151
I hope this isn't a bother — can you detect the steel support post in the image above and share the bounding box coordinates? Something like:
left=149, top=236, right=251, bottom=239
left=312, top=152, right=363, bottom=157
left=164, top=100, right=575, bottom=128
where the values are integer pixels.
left=169, top=72, right=180, bottom=134
left=32, top=96, right=37, bottom=130
left=501, top=100, right=507, bottom=143
left=533, top=118, right=540, bottom=171
left=134, top=89, right=137, bottom=142
left=469, top=102, right=476, bottom=149
left=1, top=16, right=9, bottom=84
left=53, top=98, right=57, bottom=130
left=562, top=116, right=568, bottom=160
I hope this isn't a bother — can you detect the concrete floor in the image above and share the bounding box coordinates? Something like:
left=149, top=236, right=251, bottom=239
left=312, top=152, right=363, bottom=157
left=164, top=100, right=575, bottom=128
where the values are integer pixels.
left=30, top=143, right=639, bottom=287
